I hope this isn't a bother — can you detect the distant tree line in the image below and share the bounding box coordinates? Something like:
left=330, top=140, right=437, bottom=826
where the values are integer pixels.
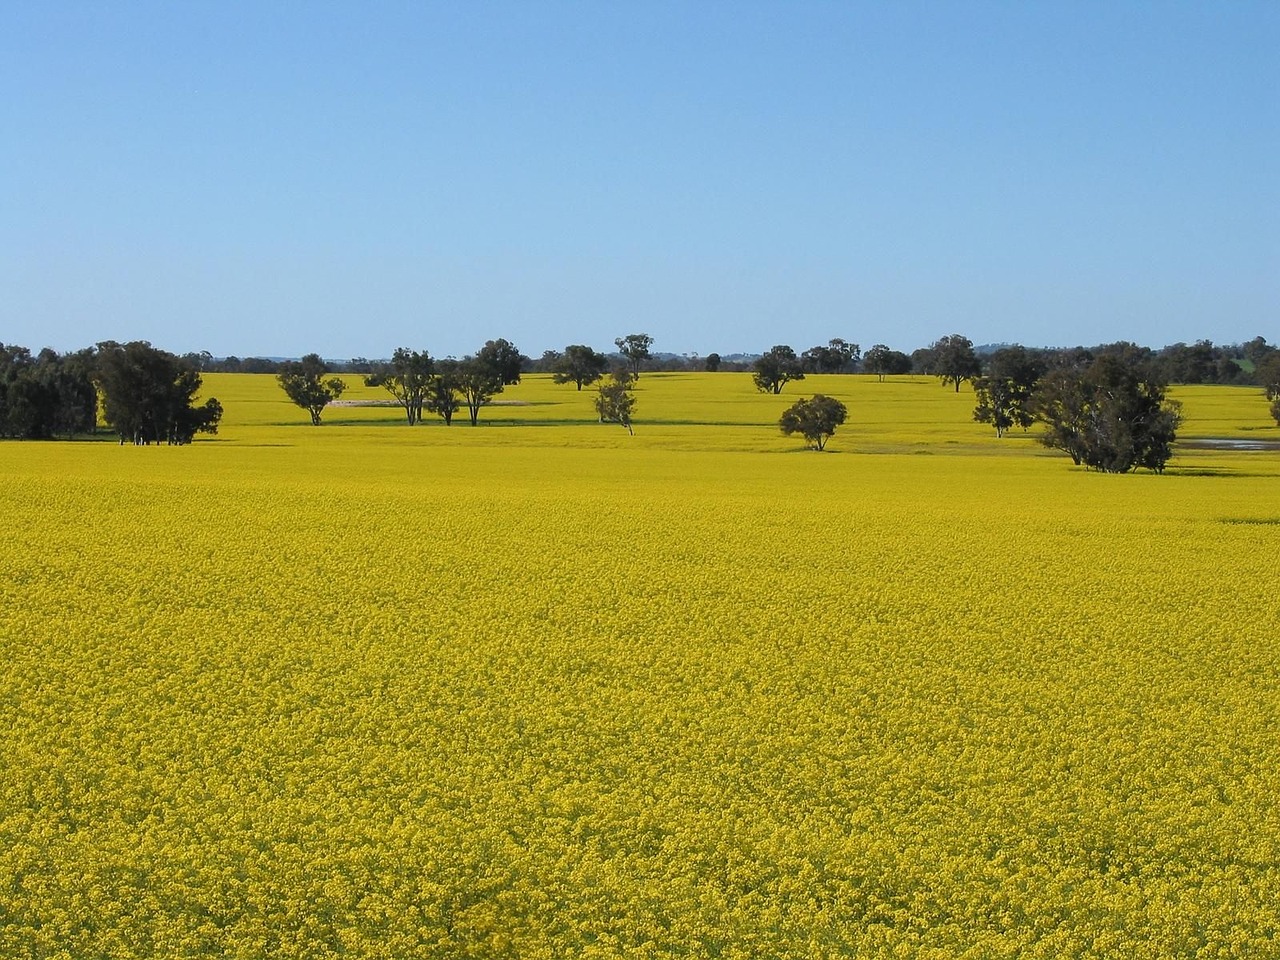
left=1, top=341, right=221, bottom=443
left=8, top=331, right=1277, bottom=454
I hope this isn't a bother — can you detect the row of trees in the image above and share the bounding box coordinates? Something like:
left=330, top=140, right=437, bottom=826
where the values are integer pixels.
left=194, top=332, right=1277, bottom=388
left=277, top=337, right=649, bottom=430
left=1, top=341, right=222, bottom=443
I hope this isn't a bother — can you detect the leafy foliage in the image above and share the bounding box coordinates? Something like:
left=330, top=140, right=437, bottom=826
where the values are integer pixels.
left=95, top=340, right=222, bottom=444
left=779, top=393, right=848, bottom=450
left=800, top=338, right=861, bottom=374
left=365, top=348, right=435, bottom=424
left=928, top=333, right=981, bottom=392
left=425, top=357, right=462, bottom=425
left=613, top=333, right=654, bottom=379
left=0, top=344, right=97, bottom=439
left=1034, top=354, right=1182, bottom=472
left=972, top=346, right=1046, bottom=437
left=752, top=345, right=805, bottom=395
left=276, top=353, right=346, bottom=425
left=593, top=372, right=636, bottom=434
left=550, top=344, right=609, bottom=391
left=863, top=343, right=911, bottom=381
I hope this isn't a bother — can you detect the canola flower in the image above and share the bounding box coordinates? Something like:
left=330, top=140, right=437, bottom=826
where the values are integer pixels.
left=0, top=373, right=1278, bottom=957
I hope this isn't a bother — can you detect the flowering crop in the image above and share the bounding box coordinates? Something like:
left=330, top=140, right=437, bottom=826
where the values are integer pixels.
left=1, top=374, right=1278, bottom=957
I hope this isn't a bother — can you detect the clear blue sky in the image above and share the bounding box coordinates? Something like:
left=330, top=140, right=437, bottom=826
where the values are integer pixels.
left=2, top=1, right=1276, bottom=360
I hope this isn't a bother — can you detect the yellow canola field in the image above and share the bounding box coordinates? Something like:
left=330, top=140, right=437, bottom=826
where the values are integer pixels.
left=1, top=373, right=1278, bottom=958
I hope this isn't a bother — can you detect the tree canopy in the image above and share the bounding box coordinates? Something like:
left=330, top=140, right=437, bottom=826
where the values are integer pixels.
left=1033, top=354, right=1181, bottom=473
left=95, top=341, right=223, bottom=444
left=972, top=346, right=1046, bottom=437
left=594, top=372, right=636, bottom=434
left=365, top=348, right=434, bottom=425
left=779, top=394, right=848, bottom=451
left=0, top=344, right=97, bottom=440
left=801, top=339, right=861, bottom=374
left=551, top=345, right=609, bottom=391
left=752, top=345, right=805, bottom=395
left=614, top=333, right=654, bottom=379
left=929, top=334, right=981, bottom=392
left=277, top=354, right=346, bottom=425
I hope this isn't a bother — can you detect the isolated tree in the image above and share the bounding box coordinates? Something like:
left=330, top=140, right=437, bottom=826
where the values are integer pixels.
left=1033, top=354, right=1182, bottom=473
left=95, top=340, right=222, bottom=444
left=704, top=352, right=721, bottom=372
left=277, top=353, right=346, bottom=425
left=366, top=348, right=434, bottom=424
left=614, top=333, right=654, bottom=379
left=426, top=358, right=462, bottom=425
left=551, top=344, right=609, bottom=391
left=594, top=373, right=636, bottom=434
left=801, top=338, right=861, bottom=374
left=779, top=394, right=848, bottom=451
left=972, top=346, right=1045, bottom=437
left=752, top=345, right=805, bottom=394
left=930, top=334, right=981, bottom=392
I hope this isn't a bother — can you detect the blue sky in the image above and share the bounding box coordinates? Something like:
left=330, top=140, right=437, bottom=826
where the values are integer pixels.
left=2, top=1, right=1276, bottom=359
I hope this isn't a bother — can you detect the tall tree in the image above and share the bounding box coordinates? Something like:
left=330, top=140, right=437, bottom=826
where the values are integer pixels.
left=476, top=338, right=524, bottom=386
left=752, top=345, right=805, bottom=395
left=930, top=334, right=981, bottom=392
left=94, top=341, right=222, bottom=444
left=972, top=346, right=1046, bottom=437
left=454, top=341, right=520, bottom=426
left=551, top=344, right=609, bottom=391
left=614, top=333, right=654, bottom=379
left=426, top=358, right=462, bottom=425
left=366, top=348, right=435, bottom=424
left=863, top=344, right=893, bottom=382
left=277, top=354, right=346, bottom=425
left=1033, top=354, right=1182, bottom=473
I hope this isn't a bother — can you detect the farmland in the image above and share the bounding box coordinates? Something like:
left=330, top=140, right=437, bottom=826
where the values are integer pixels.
left=2, top=372, right=1279, bottom=958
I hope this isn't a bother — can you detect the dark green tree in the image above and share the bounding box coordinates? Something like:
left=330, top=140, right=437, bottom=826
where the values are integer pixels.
left=779, top=394, right=848, bottom=451
left=972, top=346, right=1046, bottom=437
left=801, top=338, right=861, bottom=374
left=551, top=344, right=609, bottom=391
left=366, top=348, right=435, bottom=424
left=614, top=333, right=654, bottom=379
left=1255, top=353, right=1280, bottom=401
left=426, top=358, right=462, bottom=425
left=704, top=352, right=722, bottom=372
left=1033, top=354, right=1182, bottom=473
left=277, top=353, right=346, bottom=425
left=863, top=344, right=893, bottom=382
left=752, top=345, right=805, bottom=394
left=456, top=353, right=506, bottom=426
left=930, top=334, right=981, bottom=392
left=95, top=341, right=222, bottom=444
left=0, top=345, right=98, bottom=440
left=476, top=338, right=524, bottom=386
